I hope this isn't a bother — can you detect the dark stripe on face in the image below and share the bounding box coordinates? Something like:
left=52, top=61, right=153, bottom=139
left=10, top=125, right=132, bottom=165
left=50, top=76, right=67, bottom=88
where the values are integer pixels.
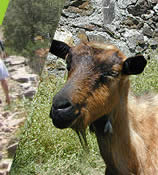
left=91, top=60, right=114, bottom=91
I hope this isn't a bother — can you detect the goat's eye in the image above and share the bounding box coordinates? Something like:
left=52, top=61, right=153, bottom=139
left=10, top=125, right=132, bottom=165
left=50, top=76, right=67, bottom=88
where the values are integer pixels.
left=100, top=71, right=119, bottom=83
left=100, top=73, right=108, bottom=83
left=111, top=71, right=119, bottom=77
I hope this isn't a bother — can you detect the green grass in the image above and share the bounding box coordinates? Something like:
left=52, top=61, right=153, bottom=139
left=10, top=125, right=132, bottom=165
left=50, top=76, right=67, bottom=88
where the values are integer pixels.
left=10, top=54, right=158, bottom=175
left=130, top=58, right=158, bottom=94
left=10, top=69, right=105, bottom=175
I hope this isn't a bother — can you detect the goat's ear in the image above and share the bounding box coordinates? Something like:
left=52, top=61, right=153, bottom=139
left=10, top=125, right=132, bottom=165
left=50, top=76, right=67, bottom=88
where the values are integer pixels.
left=49, top=40, right=70, bottom=59
left=122, top=55, right=147, bottom=75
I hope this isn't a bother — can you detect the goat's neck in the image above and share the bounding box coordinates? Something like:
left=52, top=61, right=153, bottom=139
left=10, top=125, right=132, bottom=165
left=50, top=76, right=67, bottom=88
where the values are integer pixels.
left=91, top=82, right=144, bottom=174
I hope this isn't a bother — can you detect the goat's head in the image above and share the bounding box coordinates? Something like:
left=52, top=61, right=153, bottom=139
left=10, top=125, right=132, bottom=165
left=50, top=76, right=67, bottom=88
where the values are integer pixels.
left=49, top=40, right=147, bottom=132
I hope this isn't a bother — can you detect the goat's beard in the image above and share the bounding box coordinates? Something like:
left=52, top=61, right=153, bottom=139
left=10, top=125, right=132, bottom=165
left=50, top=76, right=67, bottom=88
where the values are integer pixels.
left=71, top=115, right=88, bottom=150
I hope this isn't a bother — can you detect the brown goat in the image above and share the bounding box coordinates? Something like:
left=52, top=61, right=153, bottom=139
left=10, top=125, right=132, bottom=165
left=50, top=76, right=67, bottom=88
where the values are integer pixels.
left=49, top=40, right=158, bottom=175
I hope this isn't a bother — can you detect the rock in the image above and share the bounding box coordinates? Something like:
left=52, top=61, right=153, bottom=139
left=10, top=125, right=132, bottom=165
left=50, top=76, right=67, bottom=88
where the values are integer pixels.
left=127, top=34, right=145, bottom=51
left=7, top=142, right=18, bottom=157
left=64, top=0, right=93, bottom=16
left=143, top=11, right=154, bottom=20
left=127, top=0, right=153, bottom=16
left=0, top=162, right=8, bottom=169
left=0, top=122, right=3, bottom=128
left=151, top=0, right=158, bottom=3
left=6, top=161, right=12, bottom=175
left=48, top=0, right=158, bottom=69
left=2, top=127, right=12, bottom=133
left=11, top=74, right=29, bottom=83
left=153, top=4, right=158, bottom=13
left=117, top=0, right=137, bottom=9
left=0, top=170, right=6, bottom=175
left=11, top=69, right=37, bottom=83
left=8, top=118, right=25, bottom=128
left=0, top=145, right=3, bottom=151
left=0, top=153, right=2, bottom=160
left=153, top=15, right=158, bottom=22
left=19, top=82, right=32, bottom=90
left=0, top=160, right=12, bottom=175
left=4, top=56, right=26, bottom=66
left=2, top=112, right=9, bottom=118
left=143, top=26, right=153, bottom=38
left=103, top=0, right=115, bottom=24
left=7, top=65, right=25, bottom=73
left=153, top=29, right=158, bottom=38
left=23, top=87, right=36, bottom=98
left=148, top=39, right=158, bottom=49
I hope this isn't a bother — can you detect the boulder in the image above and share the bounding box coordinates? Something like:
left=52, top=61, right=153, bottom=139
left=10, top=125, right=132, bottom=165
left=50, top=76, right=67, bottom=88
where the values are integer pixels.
left=7, top=143, right=18, bottom=157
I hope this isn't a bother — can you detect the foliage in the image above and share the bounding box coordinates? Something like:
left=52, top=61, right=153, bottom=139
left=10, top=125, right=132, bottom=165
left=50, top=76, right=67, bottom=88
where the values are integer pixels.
left=3, top=0, right=65, bottom=56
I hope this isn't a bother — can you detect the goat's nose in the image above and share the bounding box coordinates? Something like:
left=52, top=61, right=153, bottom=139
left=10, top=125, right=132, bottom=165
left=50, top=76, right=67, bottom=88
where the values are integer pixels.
left=50, top=95, right=77, bottom=129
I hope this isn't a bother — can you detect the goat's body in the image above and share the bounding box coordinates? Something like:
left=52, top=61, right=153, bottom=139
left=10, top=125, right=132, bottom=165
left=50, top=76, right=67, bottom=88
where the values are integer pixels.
left=93, top=91, right=158, bottom=175
left=49, top=40, right=156, bottom=175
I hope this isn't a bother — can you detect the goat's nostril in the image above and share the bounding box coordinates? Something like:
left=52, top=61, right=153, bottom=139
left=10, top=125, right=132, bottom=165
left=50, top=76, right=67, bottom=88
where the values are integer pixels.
left=58, top=102, right=72, bottom=110
left=53, top=99, right=72, bottom=110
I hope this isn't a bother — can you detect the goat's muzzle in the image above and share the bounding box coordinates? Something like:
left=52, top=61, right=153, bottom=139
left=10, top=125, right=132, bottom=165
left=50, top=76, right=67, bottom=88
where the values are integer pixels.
left=50, top=94, right=80, bottom=129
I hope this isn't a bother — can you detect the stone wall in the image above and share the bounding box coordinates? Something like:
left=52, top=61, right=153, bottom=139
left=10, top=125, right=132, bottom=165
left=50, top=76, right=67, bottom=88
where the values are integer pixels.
left=54, top=0, right=158, bottom=58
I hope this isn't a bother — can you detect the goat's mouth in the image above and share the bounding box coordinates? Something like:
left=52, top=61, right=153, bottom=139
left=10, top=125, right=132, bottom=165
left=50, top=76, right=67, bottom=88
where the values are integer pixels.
left=50, top=105, right=80, bottom=129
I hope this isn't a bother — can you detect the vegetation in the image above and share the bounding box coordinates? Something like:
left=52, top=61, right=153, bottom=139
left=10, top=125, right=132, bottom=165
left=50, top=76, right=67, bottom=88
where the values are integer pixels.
left=3, top=0, right=65, bottom=53
left=10, top=50, right=158, bottom=175
left=2, top=0, right=65, bottom=74
left=130, top=57, right=158, bottom=95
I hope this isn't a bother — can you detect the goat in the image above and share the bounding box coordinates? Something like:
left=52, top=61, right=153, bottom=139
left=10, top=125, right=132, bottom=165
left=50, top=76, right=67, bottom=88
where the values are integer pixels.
left=49, top=40, right=158, bottom=175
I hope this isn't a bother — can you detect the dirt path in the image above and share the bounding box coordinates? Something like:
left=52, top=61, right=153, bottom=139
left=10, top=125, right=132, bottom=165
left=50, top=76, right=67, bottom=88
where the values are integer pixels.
left=0, top=77, right=27, bottom=175
left=0, top=57, right=39, bottom=175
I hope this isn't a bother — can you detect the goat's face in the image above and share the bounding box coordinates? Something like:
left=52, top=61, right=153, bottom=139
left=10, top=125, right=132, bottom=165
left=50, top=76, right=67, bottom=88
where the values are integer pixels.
left=49, top=40, right=147, bottom=130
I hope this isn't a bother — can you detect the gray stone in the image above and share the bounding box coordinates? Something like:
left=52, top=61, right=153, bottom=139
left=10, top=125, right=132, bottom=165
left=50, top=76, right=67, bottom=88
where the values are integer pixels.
left=19, top=82, right=32, bottom=90
left=143, top=11, right=154, bottom=20
left=4, top=56, right=25, bottom=66
left=127, top=0, right=153, bottom=16
left=7, top=143, right=18, bottom=157
left=0, top=122, right=3, bottom=128
left=148, top=39, right=158, bottom=49
left=143, top=26, right=153, bottom=38
left=151, top=0, right=158, bottom=3
left=8, top=118, right=25, bottom=128
left=48, top=0, right=158, bottom=66
left=153, top=29, right=158, bottom=38
left=0, top=153, right=2, bottom=160
left=153, top=4, right=158, bottom=13
left=2, top=112, right=9, bottom=118
left=153, top=15, right=158, bottom=22
left=1, top=162, right=9, bottom=169
left=11, top=69, right=37, bottom=83
left=23, top=87, right=36, bottom=98
left=103, top=0, right=115, bottom=25
left=0, top=170, right=6, bottom=175
left=2, top=127, right=12, bottom=133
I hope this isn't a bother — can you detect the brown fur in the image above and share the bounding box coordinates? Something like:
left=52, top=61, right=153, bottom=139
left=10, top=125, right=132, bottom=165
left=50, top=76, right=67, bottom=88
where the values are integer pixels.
left=53, top=41, right=158, bottom=175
